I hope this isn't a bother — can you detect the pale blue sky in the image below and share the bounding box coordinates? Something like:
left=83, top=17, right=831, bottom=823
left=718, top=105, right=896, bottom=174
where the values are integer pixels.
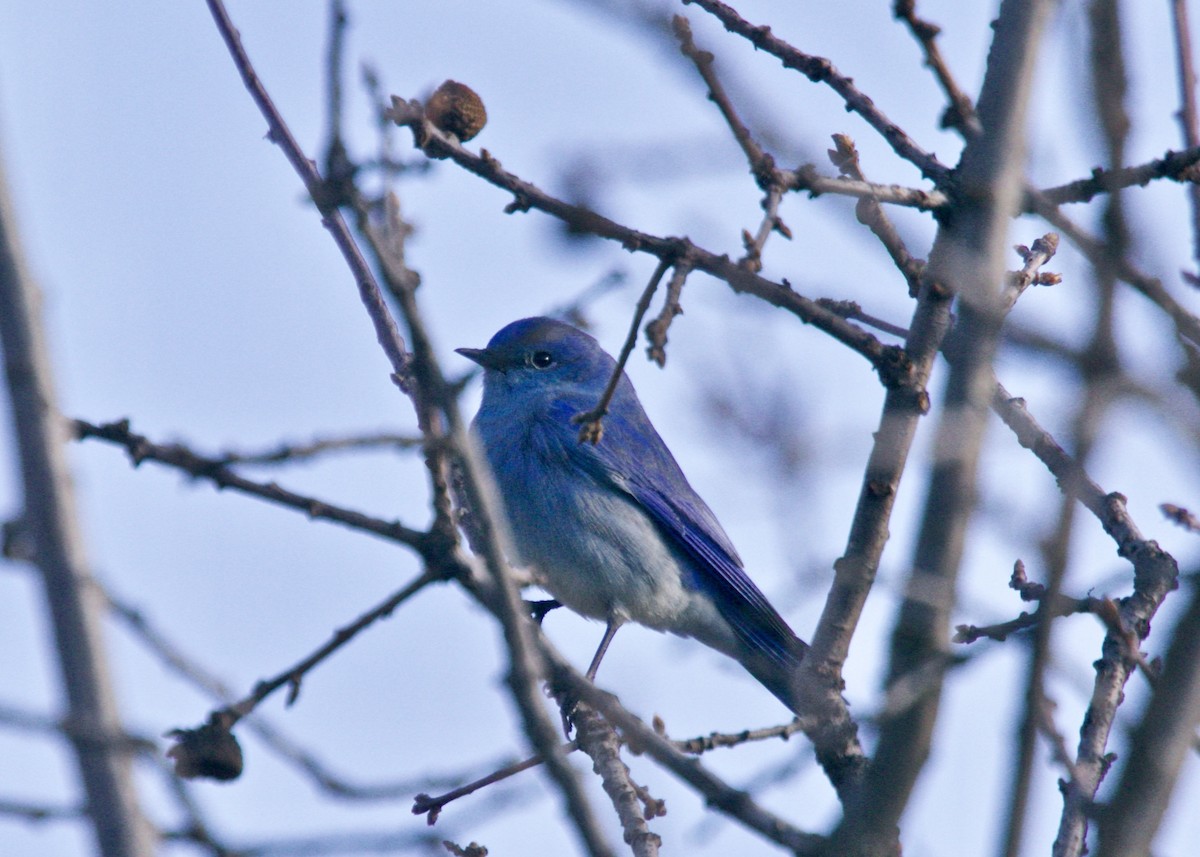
left=1, top=2, right=1197, bottom=856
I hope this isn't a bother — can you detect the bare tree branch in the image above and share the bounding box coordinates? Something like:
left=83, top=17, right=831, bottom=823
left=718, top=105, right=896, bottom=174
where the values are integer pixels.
left=1036, top=145, right=1200, bottom=206
left=71, top=419, right=439, bottom=558
left=988, top=384, right=1180, bottom=857
left=685, top=0, right=952, bottom=186
left=204, top=4, right=614, bottom=850
left=834, top=3, right=1059, bottom=854
left=1170, top=0, right=1200, bottom=275
left=827, top=134, right=926, bottom=296
left=202, top=0, right=411, bottom=384
left=386, top=97, right=914, bottom=390
left=0, top=118, right=154, bottom=856
left=213, top=432, right=423, bottom=467
left=573, top=258, right=674, bottom=442
left=573, top=703, right=663, bottom=856
left=543, top=648, right=826, bottom=856
left=1095, top=578, right=1200, bottom=857
left=893, top=0, right=980, bottom=135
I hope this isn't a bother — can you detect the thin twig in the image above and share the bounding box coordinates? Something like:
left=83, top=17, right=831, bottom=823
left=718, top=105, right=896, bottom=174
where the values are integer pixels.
left=100, top=573, right=476, bottom=801
left=412, top=716, right=811, bottom=821
left=203, top=0, right=412, bottom=384
left=893, top=0, right=980, bottom=135
left=816, top=298, right=911, bottom=339
left=183, top=569, right=438, bottom=734
left=1170, top=0, right=1200, bottom=274
left=740, top=184, right=786, bottom=272
left=573, top=258, right=672, bottom=443
left=214, top=432, right=423, bottom=466
left=412, top=742, right=577, bottom=825
left=541, top=647, right=826, bottom=856
left=827, top=134, right=925, bottom=296
left=684, top=0, right=952, bottom=185
left=673, top=15, right=773, bottom=184
left=671, top=718, right=812, bottom=754
left=1036, top=145, right=1200, bottom=206
left=385, top=98, right=913, bottom=388
left=954, top=598, right=1102, bottom=644
left=672, top=16, right=796, bottom=272
left=71, top=418, right=438, bottom=559
left=792, top=168, right=949, bottom=210
left=991, top=389, right=1179, bottom=587
left=1002, top=232, right=1060, bottom=311
left=573, top=703, right=662, bottom=856
left=1161, top=502, right=1200, bottom=533
left=1027, top=191, right=1200, bottom=349
left=644, top=263, right=691, bottom=366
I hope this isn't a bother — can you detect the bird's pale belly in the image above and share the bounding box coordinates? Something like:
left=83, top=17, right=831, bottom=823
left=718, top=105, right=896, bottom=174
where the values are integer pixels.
left=494, top=464, right=741, bottom=656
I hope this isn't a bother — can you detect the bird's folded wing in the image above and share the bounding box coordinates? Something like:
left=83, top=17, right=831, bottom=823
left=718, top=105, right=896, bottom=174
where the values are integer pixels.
left=556, top=401, right=802, bottom=669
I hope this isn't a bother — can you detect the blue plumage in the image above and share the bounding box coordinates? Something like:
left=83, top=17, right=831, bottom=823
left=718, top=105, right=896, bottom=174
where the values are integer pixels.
left=458, top=317, right=807, bottom=714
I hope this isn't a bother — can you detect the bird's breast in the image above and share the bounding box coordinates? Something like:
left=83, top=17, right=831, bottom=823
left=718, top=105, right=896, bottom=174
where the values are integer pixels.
left=480, top=416, right=697, bottom=628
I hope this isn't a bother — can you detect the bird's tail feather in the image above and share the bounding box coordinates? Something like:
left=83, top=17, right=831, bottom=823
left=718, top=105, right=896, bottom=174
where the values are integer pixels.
left=739, top=635, right=809, bottom=717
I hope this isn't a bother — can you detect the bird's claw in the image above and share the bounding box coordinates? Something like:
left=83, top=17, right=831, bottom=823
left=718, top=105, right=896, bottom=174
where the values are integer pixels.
left=545, top=673, right=581, bottom=738
left=525, top=598, right=562, bottom=625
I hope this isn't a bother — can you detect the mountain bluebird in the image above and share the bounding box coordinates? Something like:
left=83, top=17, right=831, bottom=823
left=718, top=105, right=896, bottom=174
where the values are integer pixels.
left=458, top=317, right=808, bottom=714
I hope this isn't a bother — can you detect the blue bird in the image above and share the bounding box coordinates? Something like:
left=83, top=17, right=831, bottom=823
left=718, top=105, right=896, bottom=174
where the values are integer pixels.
left=457, top=317, right=808, bottom=715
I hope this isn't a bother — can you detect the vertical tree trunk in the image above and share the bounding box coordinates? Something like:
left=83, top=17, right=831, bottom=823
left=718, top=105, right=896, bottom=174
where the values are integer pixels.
left=0, top=144, right=155, bottom=856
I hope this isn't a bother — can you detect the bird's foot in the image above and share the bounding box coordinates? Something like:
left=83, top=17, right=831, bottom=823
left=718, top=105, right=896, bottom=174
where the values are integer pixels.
left=525, top=598, right=562, bottom=625
left=545, top=673, right=581, bottom=738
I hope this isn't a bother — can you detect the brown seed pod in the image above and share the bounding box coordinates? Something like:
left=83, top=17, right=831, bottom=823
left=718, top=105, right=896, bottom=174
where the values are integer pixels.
left=166, top=718, right=244, bottom=781
left=425, top=80, right=487, bottom=142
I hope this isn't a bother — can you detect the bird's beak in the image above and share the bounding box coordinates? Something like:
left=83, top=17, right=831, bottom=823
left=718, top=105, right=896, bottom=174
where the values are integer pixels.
left=455, top=346, right=505, bottom=372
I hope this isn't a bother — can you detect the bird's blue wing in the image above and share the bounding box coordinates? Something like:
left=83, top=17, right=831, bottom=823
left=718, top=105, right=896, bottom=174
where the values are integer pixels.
left=549, top=395, right=804, bottom=670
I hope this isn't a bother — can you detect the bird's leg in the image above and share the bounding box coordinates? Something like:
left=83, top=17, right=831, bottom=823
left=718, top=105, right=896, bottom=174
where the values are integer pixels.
left=558, top=618, right=623, bottom=738
left=585, top=618, right=622, bottom=681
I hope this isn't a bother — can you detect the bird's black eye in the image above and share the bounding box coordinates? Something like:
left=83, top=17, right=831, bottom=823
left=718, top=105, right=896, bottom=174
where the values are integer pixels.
left=531, top=350, right=555, bottom=369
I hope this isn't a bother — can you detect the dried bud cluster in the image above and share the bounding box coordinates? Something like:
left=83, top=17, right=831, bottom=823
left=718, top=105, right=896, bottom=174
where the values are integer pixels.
left=426, top=80, right=487, bottom=142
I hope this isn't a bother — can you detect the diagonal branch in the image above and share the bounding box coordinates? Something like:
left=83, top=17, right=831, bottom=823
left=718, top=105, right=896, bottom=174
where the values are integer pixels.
left=206, top=6, right=618, bottom=851
left=673, top=15, right=773, bottom=184
left=1028, top=193, right=1200, bottom=349
left=542, top=647, right=826, bottom=856
left=1036, top=145, right=1200, bottom=206
left=990, top=385, right=1180, bottom=857
left=71, top=418, right=438, bottom=558
left=573, top=258, right=673, bottom=443
left=684, top=0, right=951, bottom=185
left=98, top=573, right=481, bottom=801
left=832, top=3, right=1059, bottom=854
left=385, top=97, right=914, bottom=389
left=893, top=0, right=980, bottom=135
left=203, top=0, right=411, bottom=383
left=1170, top=0, right=1200, bottom=275
left=1095, top=577, right=1200, bottom=857
left=827, top=134, right=926, bottom=296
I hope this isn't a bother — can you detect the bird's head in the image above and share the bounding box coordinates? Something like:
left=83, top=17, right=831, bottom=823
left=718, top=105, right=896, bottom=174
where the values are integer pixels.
left=457, top=317, right=616, bottom=402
